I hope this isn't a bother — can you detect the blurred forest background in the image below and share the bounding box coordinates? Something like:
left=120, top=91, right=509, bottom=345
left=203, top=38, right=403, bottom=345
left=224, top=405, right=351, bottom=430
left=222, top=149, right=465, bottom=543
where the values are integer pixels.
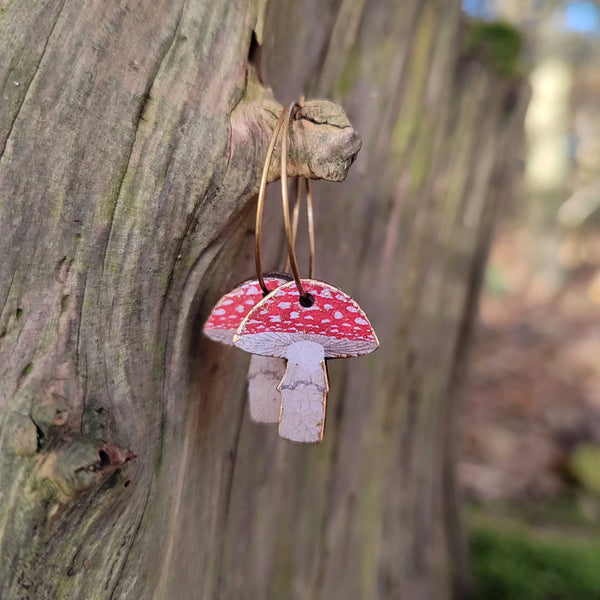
left=2, top=0, right=600, bottom=597
left=461, top=1, right=600, bottom=597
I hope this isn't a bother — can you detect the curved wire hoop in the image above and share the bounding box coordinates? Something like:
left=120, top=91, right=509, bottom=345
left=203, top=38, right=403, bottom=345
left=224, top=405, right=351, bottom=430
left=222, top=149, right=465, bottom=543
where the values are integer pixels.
left=255, top=101, right=315, bottom=298
left=285, top=177, right=315, bottom=279
left=255, top=104, right=292, bottom=295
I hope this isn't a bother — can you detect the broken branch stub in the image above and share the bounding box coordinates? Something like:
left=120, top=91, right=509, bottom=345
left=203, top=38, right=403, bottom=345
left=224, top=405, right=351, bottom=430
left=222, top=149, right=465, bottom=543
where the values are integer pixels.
left=249, top=99, right=362, bottom=185
left=293, top=100, right=361, bottom=181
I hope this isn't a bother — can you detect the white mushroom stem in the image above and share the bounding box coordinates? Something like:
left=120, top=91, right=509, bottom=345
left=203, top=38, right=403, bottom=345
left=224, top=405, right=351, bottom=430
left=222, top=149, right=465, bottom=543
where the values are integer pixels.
left=247, top=355, right=286, bottom=423
left=278, top=340, right=329, bottom=443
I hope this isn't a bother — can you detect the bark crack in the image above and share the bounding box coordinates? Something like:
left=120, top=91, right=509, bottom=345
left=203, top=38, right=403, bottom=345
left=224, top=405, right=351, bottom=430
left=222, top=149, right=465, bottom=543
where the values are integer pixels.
left=0, top=0, right=68, bottom=161
left=312, top=362, right=349, bottom=597
left=214, top=390, right=247, bottom=599
left=0, top=269, right=16, bottom=331
left=97, top=1, right=190, bottom=442
left=77, top=268, right=89, bottom=437
left=99, top=0, right=189, bottom=282
left=107, top=488, right=151, bottom=600
left=99, top=5, right=191, bottom=595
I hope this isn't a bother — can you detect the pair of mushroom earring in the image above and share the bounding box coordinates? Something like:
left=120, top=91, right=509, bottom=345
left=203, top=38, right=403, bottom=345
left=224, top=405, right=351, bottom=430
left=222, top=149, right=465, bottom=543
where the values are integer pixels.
left=204, top=102, right=379, bottom=443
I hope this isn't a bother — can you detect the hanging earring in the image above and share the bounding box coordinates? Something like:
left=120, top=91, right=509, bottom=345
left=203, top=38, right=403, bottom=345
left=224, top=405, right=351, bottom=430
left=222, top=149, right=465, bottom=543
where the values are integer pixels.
left=234, top=104, right=379, bottom=444
left=203, top=273, right=289, bottom=422
left=204, top=102, right=310, bottom=423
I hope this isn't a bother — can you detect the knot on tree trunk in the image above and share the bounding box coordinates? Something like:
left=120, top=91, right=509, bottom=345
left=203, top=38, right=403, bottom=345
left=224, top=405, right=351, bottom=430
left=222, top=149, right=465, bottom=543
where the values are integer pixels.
left=7, top=364, right=137, bottom=501
left=38, top=440, right=137, bottom=498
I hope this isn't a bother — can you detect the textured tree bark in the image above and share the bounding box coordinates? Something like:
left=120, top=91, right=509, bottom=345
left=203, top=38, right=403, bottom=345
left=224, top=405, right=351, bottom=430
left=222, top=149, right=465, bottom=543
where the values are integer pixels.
left=0, top=1, right=526, bottom=599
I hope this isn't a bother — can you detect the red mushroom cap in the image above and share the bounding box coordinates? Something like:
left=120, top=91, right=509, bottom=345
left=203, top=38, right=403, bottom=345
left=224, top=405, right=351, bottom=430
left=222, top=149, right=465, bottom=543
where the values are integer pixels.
left=233, top=279, right=379, bottom=358
left=203, top=276, right=288, bottom=344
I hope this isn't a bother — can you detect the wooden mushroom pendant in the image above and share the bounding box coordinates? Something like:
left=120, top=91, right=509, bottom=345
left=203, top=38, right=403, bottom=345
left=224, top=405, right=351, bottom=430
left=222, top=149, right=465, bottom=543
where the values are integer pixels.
left=203, top=276, right=288, bottom=423
left=234, top=279, right=379, bottom=443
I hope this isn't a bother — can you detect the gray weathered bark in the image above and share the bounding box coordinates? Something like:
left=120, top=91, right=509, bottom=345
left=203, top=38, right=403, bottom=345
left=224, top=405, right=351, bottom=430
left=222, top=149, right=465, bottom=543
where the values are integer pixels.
left=0, top=1, right=527, bottom=598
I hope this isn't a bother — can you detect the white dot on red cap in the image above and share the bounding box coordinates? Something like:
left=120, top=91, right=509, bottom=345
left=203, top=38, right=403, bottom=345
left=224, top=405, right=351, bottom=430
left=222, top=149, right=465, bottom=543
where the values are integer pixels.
left=321, top=289, right=332, bottom=298
left=346, top=306, right=359, bottom=313
left=334, top=311, right=343, bottom=319
left=214, top=308, right=226, bottom=315
left=355, top=317, right=368, bottom=325
left=342, top=323, right=351, bottom=327
left=270, top=315, right=281, bottom=323
left=236, top=305, right=245, bottom=313
left=322, top=318, right=331, bottom=323
left=278, top=302, right=291, bottom=309
left=324, top=303, right=333, bottom=310
left=222, top=299, right=233, bottom=306
left=245, top=299, right=254, bottom=305
left=247, top=286, right=258, bottom=294
left=290, top=311, right=299, bottom=319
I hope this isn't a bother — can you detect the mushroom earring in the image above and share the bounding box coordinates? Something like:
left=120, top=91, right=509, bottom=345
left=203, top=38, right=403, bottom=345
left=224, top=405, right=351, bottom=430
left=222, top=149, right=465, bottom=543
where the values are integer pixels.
left=233, top=103, right=379, bottom=443
left=203, top=275, right=289, bottom=422
left=203, top=103, right=312, bottom=423
left=234, top=280, right=378, bottom=443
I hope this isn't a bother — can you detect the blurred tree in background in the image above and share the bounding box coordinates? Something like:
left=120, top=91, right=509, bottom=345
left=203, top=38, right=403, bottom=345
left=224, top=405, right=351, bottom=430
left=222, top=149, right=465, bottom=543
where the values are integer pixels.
left=460, top=1, right=600, bottom=597
left=462, top=0, right=600, bottom=503
left=0, top=1, right=527, bottom=598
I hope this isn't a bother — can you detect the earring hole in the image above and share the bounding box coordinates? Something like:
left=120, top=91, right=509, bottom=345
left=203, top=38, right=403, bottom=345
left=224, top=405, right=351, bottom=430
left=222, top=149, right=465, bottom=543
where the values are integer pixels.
left=299, top=293, right=315, bottom=308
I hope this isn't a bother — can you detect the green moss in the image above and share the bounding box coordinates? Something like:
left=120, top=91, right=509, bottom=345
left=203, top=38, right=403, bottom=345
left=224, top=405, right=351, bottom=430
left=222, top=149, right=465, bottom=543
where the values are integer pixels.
left=55, top=575, right=74, bottom=597
left=390, top=3, right=436, bottom=161
left=98, top=164, right=129, bottom=225
left=408, top=119, right=434, bottom=193
left=485, top=261, right=510, bottom=296
left=335, top=44, right=361, bottom=98
left=153, top=442, right=164, bottom=475
left=471, top=524, right=600, bottom=600
left=463, top=21, right=523, bottom=79
left=359, top=436, right=386, bottom=596
left=22, top=363, right=33, bottom=376
left=569, top=444, right=600, bottom=497
left=52, top=193, right=64, bottom=224
left=16, top=308, right=23, bottom=319
left=268, top=525, right=294, bottom=600
left=241, top=74, right=270, bottom=106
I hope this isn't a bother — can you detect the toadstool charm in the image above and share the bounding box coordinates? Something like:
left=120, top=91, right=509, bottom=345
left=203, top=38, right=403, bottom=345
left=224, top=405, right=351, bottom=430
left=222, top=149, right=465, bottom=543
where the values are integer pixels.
left=203, top=276, right=288, bottom=423
left=233, top=279, right=379, bottom=443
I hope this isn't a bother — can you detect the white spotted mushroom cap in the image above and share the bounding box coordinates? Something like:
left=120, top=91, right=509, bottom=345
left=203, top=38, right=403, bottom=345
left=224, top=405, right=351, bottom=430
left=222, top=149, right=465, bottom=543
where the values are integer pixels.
left=233, top=279, right=379, bottom=358
left=203, top=276, right=288, bottom=344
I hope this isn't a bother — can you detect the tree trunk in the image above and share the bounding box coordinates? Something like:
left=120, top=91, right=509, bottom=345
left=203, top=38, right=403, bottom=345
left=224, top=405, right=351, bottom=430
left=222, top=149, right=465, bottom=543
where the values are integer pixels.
left=0, top=1, right=526, bottom=599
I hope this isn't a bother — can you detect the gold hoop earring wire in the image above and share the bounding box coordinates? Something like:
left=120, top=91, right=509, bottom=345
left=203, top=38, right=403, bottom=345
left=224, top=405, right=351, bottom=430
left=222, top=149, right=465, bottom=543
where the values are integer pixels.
left=255, top=102, right=315, bottom=298
left=287, top=94, right=315, bottom=279
left=285, top=177, right=315, bottom=279
left=280, top=103, right=309, bottom=298
left=255, top=104, right=293, bottom=295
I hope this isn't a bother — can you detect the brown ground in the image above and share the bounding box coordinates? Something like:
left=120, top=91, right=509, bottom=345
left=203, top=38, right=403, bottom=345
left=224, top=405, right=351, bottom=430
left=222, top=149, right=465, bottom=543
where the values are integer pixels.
left=460, top=226, right=600, bottom=502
